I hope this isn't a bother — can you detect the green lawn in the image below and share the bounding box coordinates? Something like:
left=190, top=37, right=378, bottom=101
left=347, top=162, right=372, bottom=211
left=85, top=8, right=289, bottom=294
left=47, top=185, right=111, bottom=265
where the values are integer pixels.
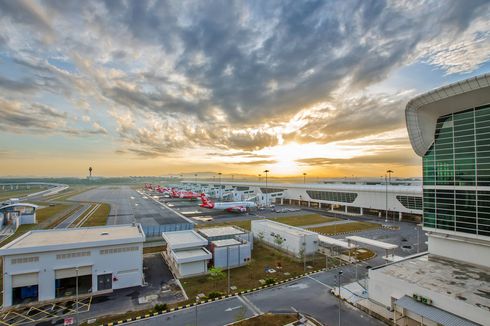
left=270, top=214, right=339, bottom=227
left=309, top=221, right=380, bottom=235
left=36, top=203, right=72, bottom=224
left=233, top=314, right=298, bottom=326
left=0, top=188, right=45, bottom=201
left=81, top=203, right=111, bottom=227
left=197, top=219, right=252, bottom=230
left=179, top=241, right=338, bottom=304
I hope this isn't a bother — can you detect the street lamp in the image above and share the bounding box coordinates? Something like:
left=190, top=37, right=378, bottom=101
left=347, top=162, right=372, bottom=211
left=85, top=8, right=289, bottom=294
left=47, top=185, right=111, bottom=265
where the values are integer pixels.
left=218, top=172, right=222, bottom=201
left=75, top=267, right=79, bottom=326
left=336, top=270, right=343, bottom=326
left=303, top=172, right=307, bottom=184
left=258, top=174, right=261, bottom=183
left=384, top=174, right=388, bottom=223
left=386, top=170, right=394, bottom=222
left=264, top=170, right=270, bottom=206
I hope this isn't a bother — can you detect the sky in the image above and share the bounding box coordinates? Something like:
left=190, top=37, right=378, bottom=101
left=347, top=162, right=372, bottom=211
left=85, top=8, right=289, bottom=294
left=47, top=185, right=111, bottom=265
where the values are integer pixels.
left=0, top=0, right=489, bottom=178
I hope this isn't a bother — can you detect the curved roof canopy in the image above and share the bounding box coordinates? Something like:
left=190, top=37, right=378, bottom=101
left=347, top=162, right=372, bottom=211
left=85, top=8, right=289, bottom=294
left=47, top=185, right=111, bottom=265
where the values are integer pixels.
left=0, top=203, right=38, bottom=210
left=405, top=73, right=490, bottom=157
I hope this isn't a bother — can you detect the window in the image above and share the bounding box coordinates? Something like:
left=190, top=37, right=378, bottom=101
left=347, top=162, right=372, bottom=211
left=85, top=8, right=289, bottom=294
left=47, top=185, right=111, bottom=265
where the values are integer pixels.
left=306, top=191, right=357, bottom=203
left=56, top=251, right=91, bottom=260
left=11, top=256, right=39, bottom=264
left=396, top=196, right=422, bottom=210
left=100, top=246, right=139, bottom=255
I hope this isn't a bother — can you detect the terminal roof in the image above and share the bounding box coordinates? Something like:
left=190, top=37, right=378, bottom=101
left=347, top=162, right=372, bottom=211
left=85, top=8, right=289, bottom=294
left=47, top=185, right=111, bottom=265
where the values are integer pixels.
left=212, top=239, right=241, bottom=247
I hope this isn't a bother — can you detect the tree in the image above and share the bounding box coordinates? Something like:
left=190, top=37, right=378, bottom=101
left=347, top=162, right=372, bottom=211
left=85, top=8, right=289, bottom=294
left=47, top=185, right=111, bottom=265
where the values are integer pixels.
left=208, top=267, right=225, bottom=288
left=273, top=234, right=285, bottom=250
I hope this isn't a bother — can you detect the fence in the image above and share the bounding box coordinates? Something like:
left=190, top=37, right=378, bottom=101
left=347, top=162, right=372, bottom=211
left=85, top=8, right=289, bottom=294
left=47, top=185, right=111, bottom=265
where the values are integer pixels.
left=142, top=223, right=193, bottom=238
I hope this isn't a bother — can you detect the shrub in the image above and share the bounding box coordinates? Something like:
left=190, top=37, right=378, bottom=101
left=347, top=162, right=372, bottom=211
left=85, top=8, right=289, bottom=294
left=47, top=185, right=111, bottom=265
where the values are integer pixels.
left=207, top=291, right=223, bottom=299
left=154, top=303, right=168, bottom=312
left=265, top=278, right=276, bottom=285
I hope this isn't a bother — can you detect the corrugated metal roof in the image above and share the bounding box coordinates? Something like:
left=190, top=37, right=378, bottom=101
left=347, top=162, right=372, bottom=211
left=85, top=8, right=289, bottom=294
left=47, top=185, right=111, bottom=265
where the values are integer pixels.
left=395, top=296, right=479, bottom=326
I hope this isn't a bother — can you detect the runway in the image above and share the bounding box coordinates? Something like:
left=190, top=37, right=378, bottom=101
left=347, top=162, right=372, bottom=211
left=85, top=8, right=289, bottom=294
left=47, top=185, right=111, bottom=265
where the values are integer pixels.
left=70, top=186, right=189, bottom=226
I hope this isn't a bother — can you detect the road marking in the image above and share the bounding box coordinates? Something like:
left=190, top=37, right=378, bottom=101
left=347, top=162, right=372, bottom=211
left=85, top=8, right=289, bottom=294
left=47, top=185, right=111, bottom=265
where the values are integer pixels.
left=306, top=275, right=333, bottom=289
left=225, top=305, right=242, bottom=312
left=237, top=295, right=262, bottom=316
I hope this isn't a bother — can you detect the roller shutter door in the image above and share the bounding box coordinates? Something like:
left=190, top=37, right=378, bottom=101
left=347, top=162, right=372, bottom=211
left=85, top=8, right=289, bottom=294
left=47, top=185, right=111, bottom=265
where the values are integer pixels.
left=12, top=272, right=38, bottom=288
left=55, top=266, right=92, bottom=279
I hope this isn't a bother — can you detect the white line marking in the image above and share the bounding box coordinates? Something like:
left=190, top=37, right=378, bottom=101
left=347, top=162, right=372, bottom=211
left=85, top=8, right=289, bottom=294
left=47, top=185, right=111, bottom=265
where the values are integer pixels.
left=306, top=275, right=333, bottom=289
left=237, top=295, right=262, bottom=316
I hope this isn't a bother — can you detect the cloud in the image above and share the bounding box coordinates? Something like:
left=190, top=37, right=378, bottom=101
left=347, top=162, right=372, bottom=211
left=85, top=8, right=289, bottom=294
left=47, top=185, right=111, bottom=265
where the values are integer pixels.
left=0, top=0, right=489, bottom=161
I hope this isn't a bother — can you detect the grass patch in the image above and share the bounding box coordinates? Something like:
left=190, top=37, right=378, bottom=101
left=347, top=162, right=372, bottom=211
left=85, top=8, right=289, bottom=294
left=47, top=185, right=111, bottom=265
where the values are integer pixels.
left=233, top=313, right=298, bottom=326
left=179, top=241, right=338, bottom=305
left=35, top=203, right=71, bottom=224
left=81, top=203, right=110, bottom=227
left=197, top=219, right=252, bottom=230
left=270, top=214, right=339, bottom=227
left=309, top=221, right=379, bottom=235
left=0, top=188, right=46, bottom=201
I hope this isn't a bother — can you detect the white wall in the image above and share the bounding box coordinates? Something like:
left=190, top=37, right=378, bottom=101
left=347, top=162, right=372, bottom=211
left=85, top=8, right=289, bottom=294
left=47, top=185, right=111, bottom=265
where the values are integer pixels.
left=252, top=221, right=318, bottom=258
left=427, top=233, right=490, bottom=268
left=179, top=260, right=207, bottom=277
left=213, top=243, right=251, bottom=268
left=2, top=243, right=143, bottom=307
left=368, top=267, right=489, bottom=326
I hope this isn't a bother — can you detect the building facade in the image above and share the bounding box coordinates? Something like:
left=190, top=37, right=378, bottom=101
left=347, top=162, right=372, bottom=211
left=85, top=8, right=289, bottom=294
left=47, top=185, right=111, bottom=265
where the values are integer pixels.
left=0, top=224, right=145, bottom=308
left=368, top=73, right=490, bottom=325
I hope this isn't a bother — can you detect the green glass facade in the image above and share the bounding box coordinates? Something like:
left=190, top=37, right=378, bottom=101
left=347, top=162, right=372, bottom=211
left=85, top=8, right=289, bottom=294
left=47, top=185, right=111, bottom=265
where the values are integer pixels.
left=423, top=104, right=490, bottom=237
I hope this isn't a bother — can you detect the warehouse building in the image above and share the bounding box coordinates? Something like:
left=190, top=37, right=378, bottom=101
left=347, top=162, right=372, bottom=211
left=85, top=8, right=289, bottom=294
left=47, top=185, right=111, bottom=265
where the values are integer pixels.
left=0, top=224, right=145, bottom=307
left=162, top=230, right=212, bottom=278
left=367, top=73, right=490, bottom=325
left=251, top=219, right=318, bottom=258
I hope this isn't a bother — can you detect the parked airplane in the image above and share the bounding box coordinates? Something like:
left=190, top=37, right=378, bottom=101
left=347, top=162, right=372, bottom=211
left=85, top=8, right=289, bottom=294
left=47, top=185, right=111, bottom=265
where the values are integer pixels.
left=171, top=188, right=201, bottom=200
left=199, top=194, right=256, bottom=213
left=144, top=183, right=153, bottom=190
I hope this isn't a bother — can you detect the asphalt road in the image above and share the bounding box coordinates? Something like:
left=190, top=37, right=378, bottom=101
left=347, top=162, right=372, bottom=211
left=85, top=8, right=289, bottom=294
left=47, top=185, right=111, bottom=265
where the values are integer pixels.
left=70, top=186, right=189, bottom=226
left=130, top=266, right=384, bottom=326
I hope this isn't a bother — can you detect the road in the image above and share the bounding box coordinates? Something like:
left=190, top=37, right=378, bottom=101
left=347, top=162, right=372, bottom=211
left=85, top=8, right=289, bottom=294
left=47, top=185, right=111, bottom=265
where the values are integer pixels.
left=70, top=186, right=189, bottom=226
left=130, top=265, right=384, bottom=326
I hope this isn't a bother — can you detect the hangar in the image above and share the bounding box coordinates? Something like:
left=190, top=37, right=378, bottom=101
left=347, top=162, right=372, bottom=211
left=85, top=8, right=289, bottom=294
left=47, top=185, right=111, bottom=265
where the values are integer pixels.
left=0, top=224, right=145, bottom=307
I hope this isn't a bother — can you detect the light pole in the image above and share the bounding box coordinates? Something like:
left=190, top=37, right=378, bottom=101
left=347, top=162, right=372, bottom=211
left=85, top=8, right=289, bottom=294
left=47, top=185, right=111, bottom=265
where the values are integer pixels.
left=386, top=170, right=394, bottom=222
left=195, top=295, right=199, bottom=326
left=258, top=174, right=261, bottom=183
left=303, top=172, right=307, bottom=184
left=194, top=174, right=197, bottom=183
left=218, top=172, right=222, bottom=201
left=384, top=174, right=388, bottom=223
left=416, top=223, right=421, bottom=253
left=337, top=270, right=343, bottom=326
left=227, top=245, right=230, bottom=294
left=75, top=267, right=79, bottom=326
left=264, top=169, right=269, bottom=206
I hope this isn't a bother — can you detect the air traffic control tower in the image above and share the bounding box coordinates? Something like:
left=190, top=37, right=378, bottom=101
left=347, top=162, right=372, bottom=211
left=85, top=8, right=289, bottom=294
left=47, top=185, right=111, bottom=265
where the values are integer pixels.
left=367, top=73, right=490, bottom=326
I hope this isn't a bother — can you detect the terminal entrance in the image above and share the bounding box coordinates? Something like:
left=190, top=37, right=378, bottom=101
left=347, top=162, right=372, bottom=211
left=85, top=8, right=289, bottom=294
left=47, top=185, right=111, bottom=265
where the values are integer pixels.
left=55, top=266, right=92, bottom=298
left=12, top=272, right=39, bottom=305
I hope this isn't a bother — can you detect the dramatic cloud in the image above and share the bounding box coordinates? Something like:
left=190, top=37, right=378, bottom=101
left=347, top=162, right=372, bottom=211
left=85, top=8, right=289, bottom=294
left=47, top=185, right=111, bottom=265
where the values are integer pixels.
left=0, top=0, right=489, bottom=174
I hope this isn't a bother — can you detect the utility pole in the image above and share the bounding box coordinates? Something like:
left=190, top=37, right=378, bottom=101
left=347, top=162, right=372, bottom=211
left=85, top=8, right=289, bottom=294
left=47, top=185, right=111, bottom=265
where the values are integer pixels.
left=264, top=170, right=270, bottom=206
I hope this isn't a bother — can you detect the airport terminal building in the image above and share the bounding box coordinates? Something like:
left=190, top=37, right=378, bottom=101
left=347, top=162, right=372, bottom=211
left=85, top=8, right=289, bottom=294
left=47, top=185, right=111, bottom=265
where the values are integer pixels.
left=367, top=73, right=490, bottom=325
left=182, top=180, right=422, bottom=222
